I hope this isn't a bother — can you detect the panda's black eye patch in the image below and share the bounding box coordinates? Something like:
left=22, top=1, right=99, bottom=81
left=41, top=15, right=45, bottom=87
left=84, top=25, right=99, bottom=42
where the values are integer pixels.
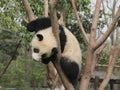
left=36, top=34, right=43, bottom=41
left=33, top=48, right=39, bottom=53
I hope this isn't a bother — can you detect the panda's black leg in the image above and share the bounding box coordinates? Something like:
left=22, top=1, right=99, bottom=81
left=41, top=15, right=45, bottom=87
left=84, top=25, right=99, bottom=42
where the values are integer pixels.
left=60, top=57, right=79, bottom=87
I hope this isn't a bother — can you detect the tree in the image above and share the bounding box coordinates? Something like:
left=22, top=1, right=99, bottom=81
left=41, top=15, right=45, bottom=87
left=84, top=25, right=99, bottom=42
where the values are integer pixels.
left=0, top=0, right=47, bottom=88
left=1, top=0, right=120, bottom=89
left=22, top=0, right=120, bottom=90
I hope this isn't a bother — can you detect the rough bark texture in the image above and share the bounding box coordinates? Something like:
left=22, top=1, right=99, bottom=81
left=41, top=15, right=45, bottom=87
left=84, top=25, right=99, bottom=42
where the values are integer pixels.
left=71, top=0, right=89, bottom=44
left=98, top=44, right=120, bottom=90
left=0, top=40, right=21, bottom=78
left=95, top=7, right=120, bottom=49
left=22, top=0, right=35, bottom=21
left=79, top=1, right=102, bottom=90
left=22, top=0, right=120, bottom=90
left=50, top=0, right=74, bottom=90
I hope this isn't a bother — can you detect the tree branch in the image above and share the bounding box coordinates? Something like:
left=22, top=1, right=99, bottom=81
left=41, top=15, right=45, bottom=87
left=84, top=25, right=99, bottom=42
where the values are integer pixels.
left=79, top=1, right=102, bottom=90
left=50, top=0, right=74, bottom=90
left=58, top=11, right=66, bottom=26
left=90, top=0, right=102, bottom=48
left=22, top=0, right=35, bottom=21
left=91, top=42, right=109, bottom=73
left=44, top=0, right=49, bottom=17
left=95, top=7, right=120, bottom=49
left=98, top=44, right=120, bottom=90
left=71, top=0, right=89, bottom=45
left=0, top=40, right=21, bottom=78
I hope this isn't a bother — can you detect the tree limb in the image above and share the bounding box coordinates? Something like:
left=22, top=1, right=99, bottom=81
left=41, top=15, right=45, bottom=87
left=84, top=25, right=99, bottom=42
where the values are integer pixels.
left=98, top=44, right=120, bottom=90
left=22, top=0, right=35, bottom=21
left=91, top=42, right=109, bottom=73
left=0, top=40, right=21, bottom=78
left=44, top=0, right=49, bottom=17
left=71, top=0, right=89, bottom=45
left=79, top=1, right=102, bottom=90
left=90, top=0, right=102, bottom=48
left=50, top=0, right=74, bottom=89
left=95, top=7, right=120, bottom=50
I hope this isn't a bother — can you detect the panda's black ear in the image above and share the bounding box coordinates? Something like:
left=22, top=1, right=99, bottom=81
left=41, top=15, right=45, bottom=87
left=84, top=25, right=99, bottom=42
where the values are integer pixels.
left=27, top=19, right=40, bottom=32
left=36, top=34, right=43, bottom=41
left=27, top=18, right=51, bottom=33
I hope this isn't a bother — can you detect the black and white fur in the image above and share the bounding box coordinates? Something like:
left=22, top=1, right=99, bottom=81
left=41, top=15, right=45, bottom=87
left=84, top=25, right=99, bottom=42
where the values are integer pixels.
left=27, top=17, right=82, bottom=87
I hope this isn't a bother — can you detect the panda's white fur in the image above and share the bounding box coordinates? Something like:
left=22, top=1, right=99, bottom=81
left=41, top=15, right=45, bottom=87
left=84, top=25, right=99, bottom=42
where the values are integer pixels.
left=31, top=27, right=57, bottom=61
left=61, top=27, right=82, bottom=66
left=31, top=27, right=82, bottom=67
left=27, top=17, right=82, bottom=87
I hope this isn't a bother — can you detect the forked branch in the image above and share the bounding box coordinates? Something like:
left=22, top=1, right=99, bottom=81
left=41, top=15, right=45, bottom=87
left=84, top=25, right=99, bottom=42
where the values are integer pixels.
left=95, top=7, right=120, bottom=49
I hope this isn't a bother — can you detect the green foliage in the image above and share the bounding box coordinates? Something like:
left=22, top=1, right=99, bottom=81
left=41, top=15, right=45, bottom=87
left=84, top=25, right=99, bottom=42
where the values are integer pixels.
left=0, top=0, right=47, bottom=88
left=0, top=57, right=46, bottom=88
left=0, top=0, right=23, bottom=31
left=98, top=47, right=109, bottom=65
left=0, top=30, right=20, bottom=62
left=29, top=0, right=44, bottom=17
left=2, top=0, right=117, bottom=88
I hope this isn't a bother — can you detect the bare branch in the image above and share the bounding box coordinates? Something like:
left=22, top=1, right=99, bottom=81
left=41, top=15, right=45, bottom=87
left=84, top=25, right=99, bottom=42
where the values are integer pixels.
left=44, top=1, right=60, bottom=89
left=101, top=0, right=109, bottom=27
left=95, top=7, right=120, bottom=49
left=22, top=0, right=35, bottom=21
left=58, top=11, right=66, bottom=26
left=44, top=0, right=49, bottom=17
left=50, top=0, right=74, bottom=89
left=79, top=1, right=102, bottom=90
left=50, top=0, right=61, bottom=59
left=71, top=0, right=89, bottom=45
left=0, top=40, right=21, bottom=78
left=90, top=0, right=102, bottom=47
left=91, top=42, right=109, bottom=72
left=98, top=44, right=120, bottom=90
left=106, top=0, right=112, bottom=11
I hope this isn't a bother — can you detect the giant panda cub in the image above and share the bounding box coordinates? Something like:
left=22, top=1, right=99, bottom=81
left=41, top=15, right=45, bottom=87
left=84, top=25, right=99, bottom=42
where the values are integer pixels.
left=27, top=17, right=82, bottom=87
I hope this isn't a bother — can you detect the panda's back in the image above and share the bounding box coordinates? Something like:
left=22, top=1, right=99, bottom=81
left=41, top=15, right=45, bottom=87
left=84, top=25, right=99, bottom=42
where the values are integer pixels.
left=62, top=27, right=82, bottom=65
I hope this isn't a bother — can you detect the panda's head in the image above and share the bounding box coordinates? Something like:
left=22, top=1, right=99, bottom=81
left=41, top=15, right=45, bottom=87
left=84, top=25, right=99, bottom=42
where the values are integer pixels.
left=27, top=18, right=57, bottom=64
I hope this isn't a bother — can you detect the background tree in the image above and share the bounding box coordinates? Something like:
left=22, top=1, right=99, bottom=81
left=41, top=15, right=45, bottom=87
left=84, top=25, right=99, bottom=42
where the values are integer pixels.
left=0, top=0, right=120, bottom=90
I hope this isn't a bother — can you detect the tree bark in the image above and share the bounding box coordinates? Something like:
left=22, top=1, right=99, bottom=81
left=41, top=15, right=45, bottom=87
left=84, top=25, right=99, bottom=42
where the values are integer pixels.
left=22, top=0, right=35, bottom=21
left=50, top=0, right=74, bottom=89
left=95, top=7, right=120, bottom=49
left=0, top=40, right=21, bottom=78
left=71, top=0, right=89, bottom=44
left=44, top=0, right=49, bottom=17
left=98, top=44, right=120, bottom=90
left=79, top=0, right=102, bottom=90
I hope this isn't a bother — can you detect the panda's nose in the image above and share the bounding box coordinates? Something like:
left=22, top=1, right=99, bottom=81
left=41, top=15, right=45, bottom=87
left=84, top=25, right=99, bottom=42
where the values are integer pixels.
left=33, top=48, right=39, bottom=53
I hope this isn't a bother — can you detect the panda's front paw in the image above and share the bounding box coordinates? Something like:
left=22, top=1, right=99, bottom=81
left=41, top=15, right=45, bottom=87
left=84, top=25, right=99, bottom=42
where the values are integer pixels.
left=52, top=47, right=58, bottom=55
left=51, top=47, right=58, bottom=61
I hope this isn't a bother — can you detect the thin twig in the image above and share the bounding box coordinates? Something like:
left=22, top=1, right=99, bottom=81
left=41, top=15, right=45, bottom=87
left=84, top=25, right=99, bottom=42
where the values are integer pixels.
left=0, top=40, right=22, bottom=78
left=71, top=0, right=89, bottom=45
left=95, top=7, right=120, bottom=50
